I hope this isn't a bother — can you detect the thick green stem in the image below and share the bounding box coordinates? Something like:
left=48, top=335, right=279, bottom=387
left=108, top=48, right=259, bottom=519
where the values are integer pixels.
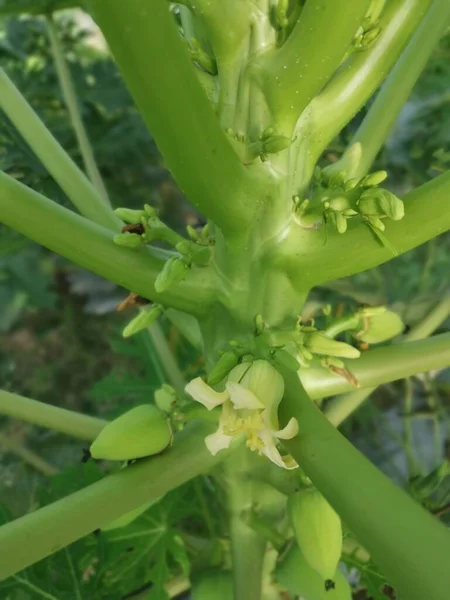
left=256, top=0, right=370, bottom=134
left=0, top=172, right=216, bottom=316
left=89, top=0, right=255, bottom=234
left=342, top=0, right=450, bottom=178
left=225, top=448, right=266, bottom=600
left=313, top=0, right=431, bottom=156
left=0, top=69, right=119, bottom=231
left=0, top=422, right=236, bottom=581
left=280, top=371, right=450, bottom=600
left=0, top=390, right=106, bottom=442
left=147, top=323, right=186, bottom=396
left=300, top=333, right=450, bottom=400
left=46, top=15, right=110, bottom=202
left=281, top=169, right=450, bottom=289
left=324, top=295, right=450, bottom=425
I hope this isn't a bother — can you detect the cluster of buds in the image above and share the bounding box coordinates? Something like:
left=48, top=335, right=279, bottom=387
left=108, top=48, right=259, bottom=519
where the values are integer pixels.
left=294, top=166, right=404, bottom=252
left=353, top=0, right=384, bottom=51
left=113, top=204, right=213, bottom=294
left=249, top=127, right=292, bottom=162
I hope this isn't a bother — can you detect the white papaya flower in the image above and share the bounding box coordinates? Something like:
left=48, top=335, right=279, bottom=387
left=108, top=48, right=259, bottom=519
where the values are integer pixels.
left=185, top=360, right=298, bottom=469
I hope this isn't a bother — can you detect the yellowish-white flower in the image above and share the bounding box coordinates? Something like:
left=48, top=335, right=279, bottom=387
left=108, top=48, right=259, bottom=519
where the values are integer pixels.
left=185, top=360, right=299, bottom=469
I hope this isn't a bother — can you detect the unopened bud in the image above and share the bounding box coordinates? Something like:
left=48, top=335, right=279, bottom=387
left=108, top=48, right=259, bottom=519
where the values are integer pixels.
left=360, top=170, right=387, bottom=187
left=114, top=208, right=145, bottom=223
left=154, top=384, right=177, bottom=413
left=122, top=305, right=163, bottom=338
left=263, top=134, right=291, bottom=154
left=355, top=309, right=404, bottom=343
left=113, top=233, right=143, bottom=249
left=155, top=257, right=189, bottom=293
left=207, top=351, right=239, bottom=385
left=305, top=332, right=360, bottom=359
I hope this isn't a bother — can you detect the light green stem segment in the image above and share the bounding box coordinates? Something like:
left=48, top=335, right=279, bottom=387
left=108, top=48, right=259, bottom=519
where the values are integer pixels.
left=0, top=422, right=235, bottom=581
left=46, top=15, right=110, bottom=203
left=0, top=390, right=106, bottom=442
left=301, top=332, right=450, bottom=400
left=89, top=0, right=254, bottom=234
left=147, top=323, right=186, bottom=396
left=280, top=371, right=450, bottom=600
left=344, top=0, right=450, bottom=178
left=0, top=69, right=119, bottom=231
left=225, top=448, right=266, bottom=600
left=325, top=295, right=450, bottom=425
left=283, top=169, right=450, bottom=289
left=0, top=171, right=215, bottom=316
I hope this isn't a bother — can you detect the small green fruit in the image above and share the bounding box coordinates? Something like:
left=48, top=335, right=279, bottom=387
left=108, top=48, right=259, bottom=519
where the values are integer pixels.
left=90, top=405, right=172, bottom=461
left=288, top=489, right=343, bottom=586
left=207, top=351, right=239, bottom=385
left=356, top=309, right=404, bottom=343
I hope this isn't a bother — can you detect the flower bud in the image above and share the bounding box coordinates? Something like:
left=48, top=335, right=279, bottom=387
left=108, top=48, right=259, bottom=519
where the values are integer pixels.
left=190, top=245, right=211, bottom=265
left=360, top=170, right=387, bottom=187
left=113, top=233, right=143, bottom=249
left=263, top=134, right=291, bottom=154
left=207, top=351, right=239, bottom=385
left=114, top=208, right=145, bottom=223
left=272, top=349, right=300, bottom=372
left=155, top=257, right=189, bottom=293
left=355, top=309, right=404, bottom=343
left=122, top=305, right=163, bottom=338
left=154, top=384, right=177, bottom=412
left=305, top=332, right=360, bottom=358
left=239, top=360, right=284, bottom=419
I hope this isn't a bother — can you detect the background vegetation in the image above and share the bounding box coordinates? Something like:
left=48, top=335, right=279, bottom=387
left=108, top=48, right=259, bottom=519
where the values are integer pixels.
left=0, top=8, right=449, bottom=600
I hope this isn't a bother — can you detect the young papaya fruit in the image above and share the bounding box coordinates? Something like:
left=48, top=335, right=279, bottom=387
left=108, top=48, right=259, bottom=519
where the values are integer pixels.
left=288, top=488, right=343, bottom=589
left=276, top=544, right=351, bottom=599
left=90, top=405, right=172, bottom=461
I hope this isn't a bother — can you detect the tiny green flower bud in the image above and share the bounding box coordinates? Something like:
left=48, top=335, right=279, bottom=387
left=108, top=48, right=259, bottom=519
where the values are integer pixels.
left=344, top=177, right=361, bottom=191
left=113, top=233, right=143, bottom=249
left=155, top=257, right=189, bottom=293
left=360, top=170, right=387, bottom=187
left=262, top=134, right=291, bottom=154
left=355, top=310, right=404, bottom=343
left=175, top=240, right=193, bottom=255
left=122, top=305, right=163, bottom=338
left=189, top=38, right=217, bottom=75
left=261, top=127, right=274, bottom=140
left=144, top=204, right=158, bottom=218
left=305, top=332, right=360, bottom=358
left=114, top=208, right=145, bottom=223
left=367, top=216, right=385, bottom=231
left=327, top=211, right=348, bottom=234
left=190, top=245, right=211, bottom=265
left=362, top=27, right=381, bottom=46
left=186, top=225, right=200, bottom=241
left=154, top=384, right=177, bottom=412
left=207, top=351, right=239, bottom=385
left=327, top=196, right=351, bottom=212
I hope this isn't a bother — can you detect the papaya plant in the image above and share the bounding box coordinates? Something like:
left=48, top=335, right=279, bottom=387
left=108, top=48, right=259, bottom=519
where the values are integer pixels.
left=0, top=1, right=450, bottom=599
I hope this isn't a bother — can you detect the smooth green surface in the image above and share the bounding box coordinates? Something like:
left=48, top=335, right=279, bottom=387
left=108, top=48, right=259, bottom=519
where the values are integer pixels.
left=258, top=0, right=370, bottom=134
left=0, top=390, right=106, bottom=442
left=300, top=333, right=450, bottom=400
left=0, top=0, right=81, bottom=15
left=0, top=171, right=216, bottom=316
left=346, top=0, right=450, bottom=178
left=0, top=69, right=119, bottom=231
left=280, top=371, right=450, bottom=600
left=0, top=421, right=231, bottom=581
left=88, top=0, right=254, bottom=234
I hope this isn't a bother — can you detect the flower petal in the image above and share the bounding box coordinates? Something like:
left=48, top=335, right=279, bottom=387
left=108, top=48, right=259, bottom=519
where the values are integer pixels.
left=185, top=377, right=229, bottom=410
left=204, top=428, right=233, bottom=455
left=259, top=429, right=298, bottom=470
left=225, top=381, right=265, bottom=409
left=273, top=417, right=299, bottom=440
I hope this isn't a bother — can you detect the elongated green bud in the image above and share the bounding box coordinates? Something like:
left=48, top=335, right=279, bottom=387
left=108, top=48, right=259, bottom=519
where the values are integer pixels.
left=192, top=570, right=233, bottom=600
left=154, top=384, right=177, bottom=413
left=207, top=351, right=239, bottom=385
left=325, top=196, right=351, bottom=212
left=122, top=305, right=163, bottom=338
left=144, top=204, right=158, bottom=218
left=344, top=177, right=361, bottom=191
left=114, top=208, right=145, bottom=223
left=113, top=233, right=143, bottom=248
left=263, top=134, right=291, bottom=154
left=288, top=489, right=343, bottom=587
left=360, top=170, right=387, bottom=187
left=155, top=257, right=189, bottom=293
left=305, top=332, right=360, bottom=358
left=327, top=210, right=348, bottom=234
left=355, top=309, right=404, bottom=343
left=275, top=544, right=351, bottom=600
left=102, top=498, right=160, bottom=531
left=186, top=224, right=199, bottom=241
left=274, top=0, right=289, bottom=29
left=189, top=38, right=217, bottom=75
left=358, top=189, right=404, bottom=220
left=90, top=405, right=172, bottom=461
